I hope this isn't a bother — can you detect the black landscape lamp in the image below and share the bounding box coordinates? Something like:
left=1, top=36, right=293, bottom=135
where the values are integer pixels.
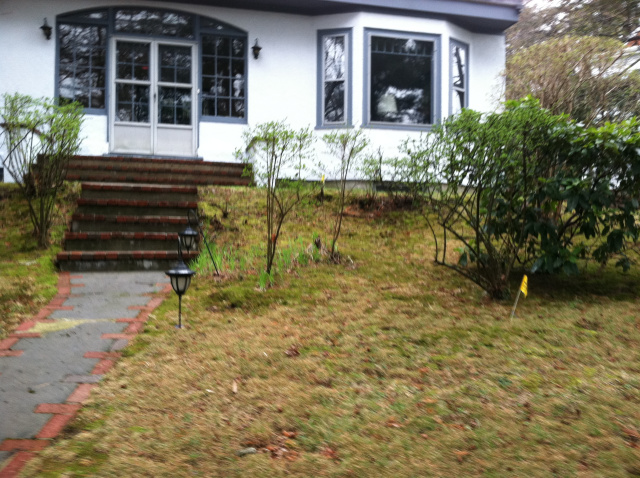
left=165, top=240, right=196, bottom=329
left=180, top=209, right=219, bottom=275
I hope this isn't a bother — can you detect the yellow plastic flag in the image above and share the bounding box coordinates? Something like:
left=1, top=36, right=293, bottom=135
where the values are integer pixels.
left=322, top=174, right=326, bottom=184
left=520, top=275, right=528, bottom=298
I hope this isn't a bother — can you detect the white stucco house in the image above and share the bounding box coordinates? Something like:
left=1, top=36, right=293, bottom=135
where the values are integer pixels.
left=0, top=0, right=522, bottom=179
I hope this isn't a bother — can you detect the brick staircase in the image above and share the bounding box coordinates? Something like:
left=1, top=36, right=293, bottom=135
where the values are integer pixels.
left=57, top=156, right=249, bottom=271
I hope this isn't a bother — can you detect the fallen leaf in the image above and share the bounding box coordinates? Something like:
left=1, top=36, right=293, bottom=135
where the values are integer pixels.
left=455, top=450, right=471, bottom=463
left=232, top=380, right=238, bottom=394
left=285, top=344, right=300, bottom=357
left=282, top=430, right=297, bottom=439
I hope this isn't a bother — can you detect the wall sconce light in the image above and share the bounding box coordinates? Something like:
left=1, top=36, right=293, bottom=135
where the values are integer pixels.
left=40, top=18, right=52, bottom=40
left=252, top=39, right=262, bottom=59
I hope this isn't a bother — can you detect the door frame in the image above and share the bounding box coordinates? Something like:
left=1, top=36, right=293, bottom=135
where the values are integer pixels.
left=108, top=36, right=199, bottom=157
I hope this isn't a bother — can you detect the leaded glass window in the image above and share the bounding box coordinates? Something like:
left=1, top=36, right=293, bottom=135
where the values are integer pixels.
left=201, top=35, right=246, bottom=119
left=450, top=40, right=469, bottom=115
left=58, top=24, right=107, bottom=109
left=369, top=35, right=435, bottom=125
left=115, top=9, right=194, bottom=39
left=323, top=35, right=346, bottom=124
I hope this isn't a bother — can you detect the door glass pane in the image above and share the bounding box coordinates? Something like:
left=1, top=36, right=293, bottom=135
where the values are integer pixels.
left=116, top=84, right=149, bottom=122
left=159, top=87, right=191, bottom=125
left=116, top=42, right=150, bottom=81
left=159, top=45, right=191, bottom=84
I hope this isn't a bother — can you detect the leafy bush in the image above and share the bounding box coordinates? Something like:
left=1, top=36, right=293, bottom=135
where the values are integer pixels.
left=0, top=93, right=83, bottom=247
left=403, top=98, right=640, bottom=298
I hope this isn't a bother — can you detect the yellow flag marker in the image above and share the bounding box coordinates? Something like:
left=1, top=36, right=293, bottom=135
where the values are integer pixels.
left=322, top=174, right=326, bottom=184
left=520, top=274, right=528, bottom=298
left=510, top=274, right=528, bottom=321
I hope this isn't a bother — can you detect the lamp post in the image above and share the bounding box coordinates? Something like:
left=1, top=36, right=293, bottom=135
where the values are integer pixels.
left=179, top=209, right=219, bottom=275
left=165, top=239, right=196, bottom=329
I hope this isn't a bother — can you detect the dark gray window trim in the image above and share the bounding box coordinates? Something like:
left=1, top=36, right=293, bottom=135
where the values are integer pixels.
left=199, top=27, right=248, bottom=125
left=316, top=28, right=353, bottom=129
left=363, top=28, right=441, bottom=131
left=56, top=7, right=248, bottom=125
left=449, top=38, right=469, bottom=115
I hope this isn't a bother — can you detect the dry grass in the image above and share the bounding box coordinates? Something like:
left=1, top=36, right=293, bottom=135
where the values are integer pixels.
left=22, top=186, right=640, bottom=477
left=0, top=182, right=78, bottom=340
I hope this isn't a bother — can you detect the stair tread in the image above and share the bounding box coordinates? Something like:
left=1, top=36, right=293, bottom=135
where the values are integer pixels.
left=81, top=182, right=198, bottom=193
left=72, top=213, right=189, bottom=223
left=77, top=198, right=197, bottom=208
left=65, top=232, right=181, bottom=240
left=57, top=250, right=199, bottom=260
left=72, top=155, right=242, bottom=168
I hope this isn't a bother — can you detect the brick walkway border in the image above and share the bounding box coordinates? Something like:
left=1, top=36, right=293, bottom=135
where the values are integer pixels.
left=0, top=273, right=172, bottom=478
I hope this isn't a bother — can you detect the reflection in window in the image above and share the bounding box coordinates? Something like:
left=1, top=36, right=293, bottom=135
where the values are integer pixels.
left=58, top=24, right=107, bottom=109
left=159, top=45, right=191, bottom=84
left=322, top=35, right=347, bottom=124
left=116, top=42, right=150, bottom=81
left=116, top=84, right=149, bottom=123
left=451, top=41, right=468, bottom=115
left=369, top=35, right=434, bottom=125
left=115, top=9, right=194, bottom=38
left=201, top=34, right=246, bottom=119
left=159, top=87, right=191, bottom=125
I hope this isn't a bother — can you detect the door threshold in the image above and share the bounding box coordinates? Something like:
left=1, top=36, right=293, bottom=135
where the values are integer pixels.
left=104, top=153, right=203, bottom=161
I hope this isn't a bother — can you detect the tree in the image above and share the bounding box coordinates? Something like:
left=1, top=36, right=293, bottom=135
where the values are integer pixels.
left=506, top=36, right=640, bottom=125
left=238, top=121, right=315, bottom=279
left=0, top=94, right=84, bottom=248
left=505, top=0, right=640, bottom=125
left=508, top=0, right=640, bottom=55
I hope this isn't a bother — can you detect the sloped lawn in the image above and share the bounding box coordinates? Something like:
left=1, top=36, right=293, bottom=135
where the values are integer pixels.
left=23, top=187, right=640, bottom=477
left=0, top=183, right=78, bottom=340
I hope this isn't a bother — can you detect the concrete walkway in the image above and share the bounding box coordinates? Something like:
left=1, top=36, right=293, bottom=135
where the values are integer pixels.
left=0, top=271, right=170, bottom=477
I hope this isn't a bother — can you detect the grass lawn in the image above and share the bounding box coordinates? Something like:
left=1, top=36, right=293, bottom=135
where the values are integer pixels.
left=19, top=186, right=640, bottom=477
left=0, top=183, right=78, bottom=340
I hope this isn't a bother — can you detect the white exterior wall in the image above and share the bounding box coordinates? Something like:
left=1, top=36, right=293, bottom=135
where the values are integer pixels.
left=0, top=0, right=507, bottom=178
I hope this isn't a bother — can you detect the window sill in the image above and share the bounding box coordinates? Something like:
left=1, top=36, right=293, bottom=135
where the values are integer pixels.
left=200, top=116, right=247, bottom=125
left=361, top=123, right=434, bottom=132
left=315, top=124, right=354, bottom=131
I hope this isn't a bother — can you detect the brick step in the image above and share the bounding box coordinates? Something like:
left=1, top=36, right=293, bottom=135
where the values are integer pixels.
left=71, top=214, right=189, bottom=233
left=67, top=171, right=250, bottom=186
left=64, top=232, right=188, bottom=251
left=56, top=250, right=200, bottom=272
left=72, top=155, right=243, bottom=169
left=75, top=198, right=196, bottom=216
left=68, top=160, right=245, bottom=176
left=80, top=182, right=198, bottom=202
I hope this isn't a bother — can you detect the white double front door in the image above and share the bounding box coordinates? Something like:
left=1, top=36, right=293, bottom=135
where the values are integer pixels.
left=110, top=38, right=197, bottom=157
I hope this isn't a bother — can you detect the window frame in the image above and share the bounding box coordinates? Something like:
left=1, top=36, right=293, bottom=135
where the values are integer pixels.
left=56, top=15, right=109, bottom=115
left=317, top=28, right=352, bottom=129
left=363, top=28, right=441, bottom=130
left=55, top=7, right=248, bottom=124
left=449, top=38, right=469, bottom=115
left=199, top=31, right=248, bottom=124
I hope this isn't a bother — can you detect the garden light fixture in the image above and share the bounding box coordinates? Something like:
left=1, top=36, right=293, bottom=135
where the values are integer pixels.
left=180, top=209, right=219, bottom=275
left=165, top=239, right=196, bottom=329
left=40, top=18, right=52, bottom=40
left=252, top=39, right=262, bottom=59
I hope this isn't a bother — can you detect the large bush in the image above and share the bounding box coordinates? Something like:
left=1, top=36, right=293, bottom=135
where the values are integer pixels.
left=0, top=94, right=83, bottom=247
left=402, top=98, right=640, bottom=298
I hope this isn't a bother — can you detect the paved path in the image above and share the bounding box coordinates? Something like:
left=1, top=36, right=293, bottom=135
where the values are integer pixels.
left=0, top=272, right=170, bottom=477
